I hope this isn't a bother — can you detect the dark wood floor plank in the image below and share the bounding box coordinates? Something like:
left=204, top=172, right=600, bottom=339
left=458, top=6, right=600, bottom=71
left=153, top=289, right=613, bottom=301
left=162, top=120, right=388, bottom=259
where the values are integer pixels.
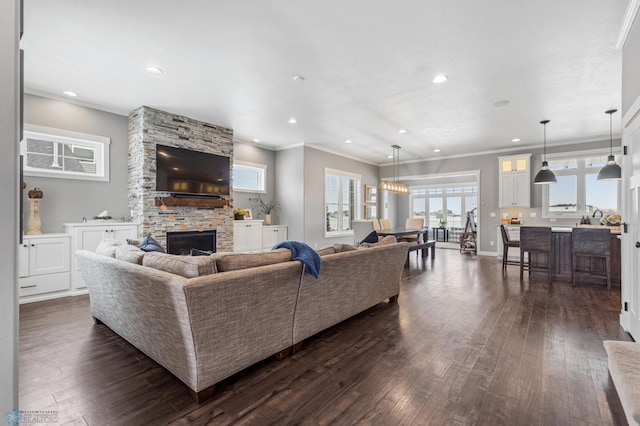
left=18, top=249, right=632, bottom=425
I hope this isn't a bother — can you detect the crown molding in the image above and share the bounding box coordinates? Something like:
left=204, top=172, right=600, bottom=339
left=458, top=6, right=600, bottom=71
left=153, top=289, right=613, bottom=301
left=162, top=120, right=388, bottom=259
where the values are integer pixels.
left=616, top=0, right=640, bottom=50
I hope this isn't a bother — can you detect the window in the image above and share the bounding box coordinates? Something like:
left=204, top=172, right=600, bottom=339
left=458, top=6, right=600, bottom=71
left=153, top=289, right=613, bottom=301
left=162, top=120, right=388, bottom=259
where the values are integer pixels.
left=21, top=124, right=110, bottom=181
left=410, top=184, right=477, bottom=230
left=543, top=151, right=620, bottom=217
left=233, top=161, right=267, bottom=192
left=325, top=168, right=360, bottom=237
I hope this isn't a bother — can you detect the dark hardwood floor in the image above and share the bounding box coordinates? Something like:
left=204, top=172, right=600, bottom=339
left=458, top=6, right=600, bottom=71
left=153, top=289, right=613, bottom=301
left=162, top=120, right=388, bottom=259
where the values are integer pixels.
left=19, top=249, right=632, bottom=425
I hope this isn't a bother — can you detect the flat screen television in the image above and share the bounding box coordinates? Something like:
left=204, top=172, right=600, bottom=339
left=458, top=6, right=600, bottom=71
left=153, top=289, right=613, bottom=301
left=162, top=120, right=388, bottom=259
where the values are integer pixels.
left=156, top=144, right=230, bottom=197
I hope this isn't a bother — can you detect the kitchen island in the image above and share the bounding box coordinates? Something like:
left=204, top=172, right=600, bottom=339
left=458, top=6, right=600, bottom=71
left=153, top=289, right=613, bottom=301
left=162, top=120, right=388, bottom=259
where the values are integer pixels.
left=528, top=226, right=621, bottom=285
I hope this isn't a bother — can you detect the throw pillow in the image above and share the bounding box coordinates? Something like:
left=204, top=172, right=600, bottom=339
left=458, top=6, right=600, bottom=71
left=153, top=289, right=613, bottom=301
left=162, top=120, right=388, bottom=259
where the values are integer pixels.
left=114, top=245, right=145, bottom=264
left=333, top=243, right=357, bottom=253
left=316, top=246, right=336, bottom=256
left=139, top=235, right=165, bottom=253
left=126, top=238, right=141, bottom=246
left=143, top=252, right=216, bottom=278
left=360, top=231, right=378, bottom=244
left=95, top=239, right=120, bottom=257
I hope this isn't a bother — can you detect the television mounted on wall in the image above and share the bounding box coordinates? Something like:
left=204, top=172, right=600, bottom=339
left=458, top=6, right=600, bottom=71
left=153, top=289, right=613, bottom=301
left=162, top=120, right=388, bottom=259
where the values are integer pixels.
left=156, top=144, right=230, bottom=197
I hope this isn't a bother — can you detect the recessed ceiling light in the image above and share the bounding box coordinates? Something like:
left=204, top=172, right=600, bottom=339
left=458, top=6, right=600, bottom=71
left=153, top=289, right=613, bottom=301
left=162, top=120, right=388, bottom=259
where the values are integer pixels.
left=398, top=129, right=408, bottom=134
left=493, top=100, right=510, bottom=108
left=293, top=75, right=305, bottom=81
left=252, top=139, right=260, bottom=143
left=146, top=67, right=164, bottom=75
left=434, top=149, right=441, bottom=153
left=388, top=155, right=393, bottom=159
left=62, top=91, right=78, bottom=97
left=344, top=139, right=352, bottom=144
left=432, top=74, right=448, bottom=83
left=512, top=138, right=521, bottom=143
left=288, top=117, right=297, bottom=124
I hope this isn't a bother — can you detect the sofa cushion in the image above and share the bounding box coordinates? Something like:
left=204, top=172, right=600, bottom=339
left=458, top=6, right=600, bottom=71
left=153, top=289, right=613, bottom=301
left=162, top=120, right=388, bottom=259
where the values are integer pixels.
left=139, top=235, right=165, bottom=253
left=143, top=252, right=216, bottom=278
left=360, top=235, right=397, bottom=248
left=114, top=245, right=145, bottom=264
left=95, top=239, right=120, bottom=257
left=212, top=249, right=292, bottom=272
left=316, top=246, right=336, bottom=256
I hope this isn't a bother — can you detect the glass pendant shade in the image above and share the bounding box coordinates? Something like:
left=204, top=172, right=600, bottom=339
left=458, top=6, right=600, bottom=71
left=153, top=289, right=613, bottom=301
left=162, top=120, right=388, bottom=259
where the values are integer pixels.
left=597, top=109, right=621, bottom=181
left=534, top=120, right=557, bottom=185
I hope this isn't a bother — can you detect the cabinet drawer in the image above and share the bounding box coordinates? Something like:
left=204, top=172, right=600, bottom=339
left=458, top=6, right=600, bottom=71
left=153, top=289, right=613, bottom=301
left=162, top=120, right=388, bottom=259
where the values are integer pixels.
left=19, top=272, right=70, bottom=297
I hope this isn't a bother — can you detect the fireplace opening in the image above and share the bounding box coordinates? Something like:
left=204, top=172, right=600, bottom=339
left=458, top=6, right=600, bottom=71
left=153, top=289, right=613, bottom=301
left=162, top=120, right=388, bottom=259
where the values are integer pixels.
left=166, top=230, right=216, bottom=255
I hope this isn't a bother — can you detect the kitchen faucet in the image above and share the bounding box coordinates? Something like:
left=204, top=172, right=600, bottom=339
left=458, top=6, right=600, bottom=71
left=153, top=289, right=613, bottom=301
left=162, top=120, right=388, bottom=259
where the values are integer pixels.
left=592, top=209, right=603, bottom=218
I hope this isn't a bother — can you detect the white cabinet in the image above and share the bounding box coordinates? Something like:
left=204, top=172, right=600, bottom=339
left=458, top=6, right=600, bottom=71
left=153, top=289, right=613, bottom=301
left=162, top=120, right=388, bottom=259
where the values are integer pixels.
left=498, top=154, right=531, bottom=208
left=233, top=220, right=263, bottom=253
left=262, top=225, right=288, bottom=251
left=64, top=222, right=139, bottom=290
left=19, top=234, right=71, bottom=303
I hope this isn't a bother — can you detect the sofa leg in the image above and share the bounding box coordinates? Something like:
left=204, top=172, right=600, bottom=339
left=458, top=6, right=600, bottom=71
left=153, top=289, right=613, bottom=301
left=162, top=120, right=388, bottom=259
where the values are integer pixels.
left=389, top=294, right=399, bottom=303
left=292, top=341, right=304, bottom=354
left=93, top=317, right=104, bottom=325
left=189, top=384, right=216, bottom=404
left=274, top=346, right=292, bottom=361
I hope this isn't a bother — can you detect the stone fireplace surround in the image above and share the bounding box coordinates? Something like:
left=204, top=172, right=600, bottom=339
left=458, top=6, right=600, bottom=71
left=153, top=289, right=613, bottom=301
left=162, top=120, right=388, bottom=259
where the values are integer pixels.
left=128, top=106, right=234, bottom=251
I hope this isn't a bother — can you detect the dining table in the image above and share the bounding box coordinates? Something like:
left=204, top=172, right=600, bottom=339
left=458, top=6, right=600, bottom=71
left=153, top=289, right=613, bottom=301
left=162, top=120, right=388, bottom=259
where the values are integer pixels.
left=376, top=228, right=429, bottom=241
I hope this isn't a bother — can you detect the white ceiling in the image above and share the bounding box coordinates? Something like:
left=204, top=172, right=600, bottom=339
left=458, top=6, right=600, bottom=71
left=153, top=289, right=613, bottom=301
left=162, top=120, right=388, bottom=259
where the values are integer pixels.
left=22, top=0, right=627, bottom=165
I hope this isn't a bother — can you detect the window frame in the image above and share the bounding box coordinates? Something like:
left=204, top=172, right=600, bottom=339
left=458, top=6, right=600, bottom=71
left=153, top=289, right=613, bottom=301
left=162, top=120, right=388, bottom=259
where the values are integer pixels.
left=21, top=124, right=110, bottom=182
left=542, top=148, right=621, bottom=218
left=232, top=160, right=267, bottom=193
left=409, top=183, right=477, bottom=229
left=324, top=167, right=361, bottom=238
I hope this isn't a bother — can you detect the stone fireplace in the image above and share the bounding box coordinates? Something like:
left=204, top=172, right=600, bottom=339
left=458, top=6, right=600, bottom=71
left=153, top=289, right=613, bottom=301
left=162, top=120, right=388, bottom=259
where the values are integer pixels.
left=128, top=106, right=234, bottom=251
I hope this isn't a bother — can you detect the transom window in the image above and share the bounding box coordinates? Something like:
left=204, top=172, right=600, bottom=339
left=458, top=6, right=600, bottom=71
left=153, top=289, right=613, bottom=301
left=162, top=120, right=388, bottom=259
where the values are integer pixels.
left=543, top=151, right=619, bottom=217
left=233, top=161, right=267, bottom=192
left=325, top=168, right=361, bottom=237
left=21, top=124, right=110, bottom=181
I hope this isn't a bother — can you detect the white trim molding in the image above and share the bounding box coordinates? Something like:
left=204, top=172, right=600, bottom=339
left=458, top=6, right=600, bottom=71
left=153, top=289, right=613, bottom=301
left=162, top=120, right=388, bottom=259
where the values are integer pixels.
left=616, top=0, right=640, bottom=50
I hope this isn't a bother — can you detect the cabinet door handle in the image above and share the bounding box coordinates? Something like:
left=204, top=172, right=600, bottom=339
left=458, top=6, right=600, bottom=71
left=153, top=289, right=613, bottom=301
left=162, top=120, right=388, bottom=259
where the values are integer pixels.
left=31, top=244, right=35, bottom=247
left=636, top=241, right=640, bottom=248
left=20, top=285, right=36, bottom=289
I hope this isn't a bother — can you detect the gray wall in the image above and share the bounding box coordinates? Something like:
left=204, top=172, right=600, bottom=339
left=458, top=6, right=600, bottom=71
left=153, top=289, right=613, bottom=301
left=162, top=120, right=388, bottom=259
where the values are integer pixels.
left=623, top=15, right=640, bottom=114
left=276, top=146, right=305, bottom=240
left=233, top=142, right=278, bottom=221
left=1, top=0, right=19, bottom=413
left=23, top=94, right=130, bottom=232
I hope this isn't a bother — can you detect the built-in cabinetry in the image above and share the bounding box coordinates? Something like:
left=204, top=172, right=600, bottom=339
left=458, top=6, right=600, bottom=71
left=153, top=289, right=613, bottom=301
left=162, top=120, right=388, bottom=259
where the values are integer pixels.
left=233, top=221, right=288, bottom=253
left=262, top=225, right=288, bottom=251
left=64, top=222, right=138, bottom=290
left=498, top=154, right=531, bottom=208
left=18, top=234, right=71, bottom=303
left=234, top=220, right=264, bottom=253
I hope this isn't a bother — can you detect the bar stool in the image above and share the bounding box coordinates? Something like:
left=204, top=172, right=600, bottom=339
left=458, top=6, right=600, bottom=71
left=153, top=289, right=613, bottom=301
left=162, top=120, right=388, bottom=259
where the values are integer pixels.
left=572, top=228, right=611, bottom=290
left=519, top=226, right=552, bottom=283
left=500, top=225, right=520, bottom=271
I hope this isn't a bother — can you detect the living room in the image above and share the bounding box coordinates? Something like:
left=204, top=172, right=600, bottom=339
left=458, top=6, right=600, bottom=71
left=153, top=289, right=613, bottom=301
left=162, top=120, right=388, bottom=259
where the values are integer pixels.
left=3, top=1, right=640, bottom=424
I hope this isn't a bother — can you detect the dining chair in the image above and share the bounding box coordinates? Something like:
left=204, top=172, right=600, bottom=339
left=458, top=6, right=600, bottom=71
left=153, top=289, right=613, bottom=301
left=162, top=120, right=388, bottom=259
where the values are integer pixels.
left=380, top=218, right=391, bottom=230
left=371, top=219, right=382, bottom=231
left=400, top=218, right=424, bottom=243
left=500, top=225, right=520, bottom=271
left=572, top=228, right=611, bottom=290
left=519, top=226, right=552, bottom=283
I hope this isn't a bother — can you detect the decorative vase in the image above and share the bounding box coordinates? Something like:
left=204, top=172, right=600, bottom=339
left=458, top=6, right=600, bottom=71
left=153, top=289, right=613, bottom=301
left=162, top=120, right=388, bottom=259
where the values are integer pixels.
left=264, top=213, right=272, bottom=225
left=234, top=214, right=244, bottom=220
left=26, top=199, right=42, bottom=235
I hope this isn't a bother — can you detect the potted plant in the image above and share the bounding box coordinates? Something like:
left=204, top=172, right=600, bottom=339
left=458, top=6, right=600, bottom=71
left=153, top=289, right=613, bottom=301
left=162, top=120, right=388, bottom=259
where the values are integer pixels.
left=249, top=195, right=281, bottom=225
left=439, top=219, right=447, bottom=228
left=233, top=208, right=247, bottom=220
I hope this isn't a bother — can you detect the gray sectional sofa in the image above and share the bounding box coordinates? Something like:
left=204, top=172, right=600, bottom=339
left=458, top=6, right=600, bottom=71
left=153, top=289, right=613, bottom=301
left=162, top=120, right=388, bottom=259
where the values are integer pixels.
left=76, top=240, right=409, bottom=403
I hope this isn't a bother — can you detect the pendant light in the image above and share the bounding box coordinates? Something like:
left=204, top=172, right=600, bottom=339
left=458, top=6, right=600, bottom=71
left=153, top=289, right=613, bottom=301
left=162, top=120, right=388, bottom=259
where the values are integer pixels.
left=533, top=119, right=557, bottom=184
left=597, top=109, right=621, bottom=180
left=379, top=145, right=409, bottom=194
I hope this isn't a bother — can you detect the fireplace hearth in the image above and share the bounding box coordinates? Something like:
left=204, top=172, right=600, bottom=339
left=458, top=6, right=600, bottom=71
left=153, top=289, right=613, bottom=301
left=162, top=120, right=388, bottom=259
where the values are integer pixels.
left=166, top=230, right=216, bottom=255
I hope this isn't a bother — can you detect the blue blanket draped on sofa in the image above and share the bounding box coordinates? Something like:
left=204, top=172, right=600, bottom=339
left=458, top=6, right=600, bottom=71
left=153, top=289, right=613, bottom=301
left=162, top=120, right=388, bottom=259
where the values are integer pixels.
left=273, top=241, right=321, bottom=278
